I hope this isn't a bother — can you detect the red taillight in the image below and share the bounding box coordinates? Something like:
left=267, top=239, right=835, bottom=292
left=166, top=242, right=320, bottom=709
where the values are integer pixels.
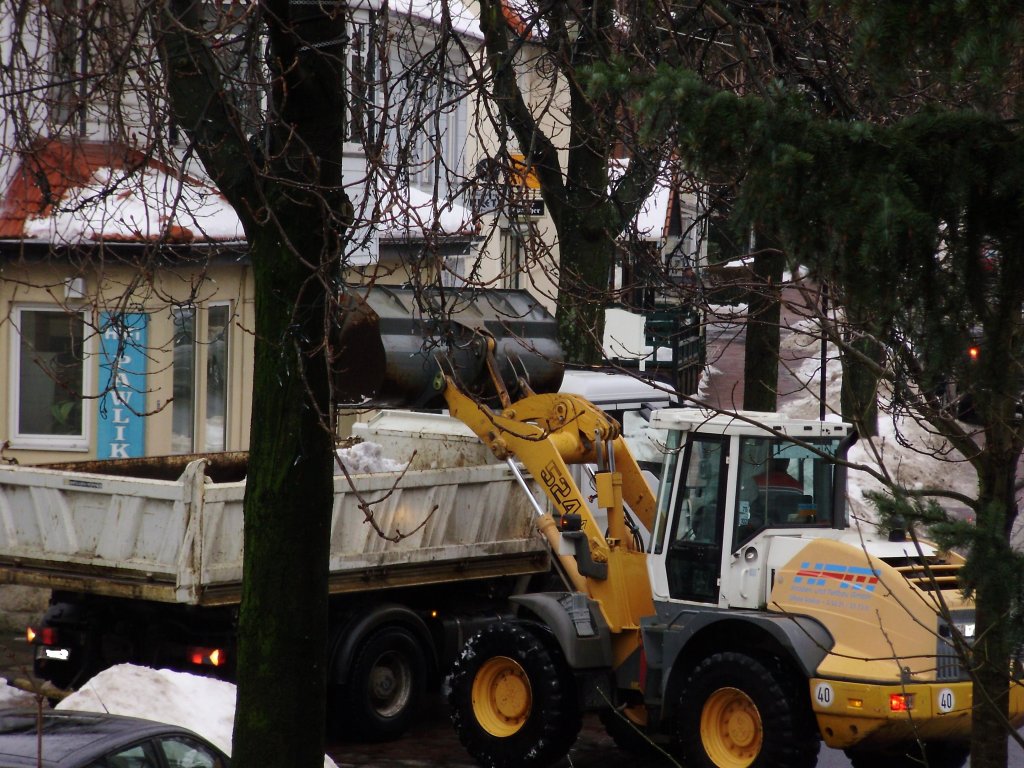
left=889, top=693, right=914, bottom=712
left=26, top=626, right=57, bottom=646
left=188, top=646, right=226, bottom=667
left=968, top=346, right=980, bottom=361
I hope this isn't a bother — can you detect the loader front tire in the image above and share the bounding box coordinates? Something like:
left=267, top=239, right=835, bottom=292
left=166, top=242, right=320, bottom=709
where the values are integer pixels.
left=677, top=651, right=819, bottom=768
left=447, top=621, right=580, bottom=768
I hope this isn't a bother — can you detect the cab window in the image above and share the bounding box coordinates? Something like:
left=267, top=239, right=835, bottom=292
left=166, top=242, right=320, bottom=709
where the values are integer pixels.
left=733, top=436, right=841, bottom=548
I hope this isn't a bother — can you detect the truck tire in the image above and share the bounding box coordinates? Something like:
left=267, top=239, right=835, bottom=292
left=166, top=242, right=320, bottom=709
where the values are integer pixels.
left=676, top=651, right=819, bottom=768
left=333, top=625, right=426, bottom=742
left=845, top=742, right=969, bottom=768
left=447, top=621, right=581, bottom=768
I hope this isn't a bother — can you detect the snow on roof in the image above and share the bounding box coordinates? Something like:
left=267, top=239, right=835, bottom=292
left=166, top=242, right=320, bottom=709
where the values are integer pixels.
left=609, top=158, right=672, bottom=243
left=0, top=140, right=244, bottom=246
left=352, top=176, right=475, bottom=241
left=0, top=140, right=475, bottom=250
left=383, top=184, right=474, bottom=239
left=351, top=0, right=482, bottom=40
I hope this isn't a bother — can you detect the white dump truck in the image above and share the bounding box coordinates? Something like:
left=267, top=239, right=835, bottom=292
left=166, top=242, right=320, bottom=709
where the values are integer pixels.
left=1, top=414, right=546, bottom=741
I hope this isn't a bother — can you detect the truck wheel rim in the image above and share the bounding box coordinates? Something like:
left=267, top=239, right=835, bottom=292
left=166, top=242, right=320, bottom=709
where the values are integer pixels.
left=369, top=651, right=412, bottom=718
left=700, top=686, right=762, bottom=768
left=472, top=655, right=532, bottom=737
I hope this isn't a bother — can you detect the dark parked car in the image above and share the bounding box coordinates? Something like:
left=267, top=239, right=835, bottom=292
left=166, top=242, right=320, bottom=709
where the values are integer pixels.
left=0, top=709, right=228, bottom=768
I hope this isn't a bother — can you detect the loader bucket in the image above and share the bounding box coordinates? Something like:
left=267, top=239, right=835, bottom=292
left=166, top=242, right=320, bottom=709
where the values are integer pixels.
left=331, top=286, right=564, bottom=408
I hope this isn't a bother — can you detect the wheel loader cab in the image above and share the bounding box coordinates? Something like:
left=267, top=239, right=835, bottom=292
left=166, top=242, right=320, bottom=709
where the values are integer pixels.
left=647, top=411, right=851, bottom=609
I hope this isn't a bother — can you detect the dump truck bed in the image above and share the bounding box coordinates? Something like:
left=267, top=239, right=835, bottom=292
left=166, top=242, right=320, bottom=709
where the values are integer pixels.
left=0, top=429, right=547, bottom=606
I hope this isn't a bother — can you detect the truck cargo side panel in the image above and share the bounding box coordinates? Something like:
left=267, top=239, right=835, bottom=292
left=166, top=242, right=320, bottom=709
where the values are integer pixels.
left=0, top=462, right=547, bottom=606
left=0, top=466, right=192, bottom=596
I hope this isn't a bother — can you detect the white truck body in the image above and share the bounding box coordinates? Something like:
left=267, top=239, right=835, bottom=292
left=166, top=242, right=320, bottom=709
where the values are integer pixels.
left=0, top=414, right=547, bottom=607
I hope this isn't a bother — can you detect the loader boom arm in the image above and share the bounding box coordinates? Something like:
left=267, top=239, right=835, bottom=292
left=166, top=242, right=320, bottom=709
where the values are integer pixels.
left=441, top=375, right=655, bottom=634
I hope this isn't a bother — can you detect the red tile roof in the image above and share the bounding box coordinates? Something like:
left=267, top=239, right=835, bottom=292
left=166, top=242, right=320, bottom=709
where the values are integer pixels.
left=0, top=138, right=240, bottom=244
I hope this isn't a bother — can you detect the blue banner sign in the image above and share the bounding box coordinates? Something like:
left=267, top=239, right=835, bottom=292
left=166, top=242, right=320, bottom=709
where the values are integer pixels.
left=97, top=313, right=147, bottom=459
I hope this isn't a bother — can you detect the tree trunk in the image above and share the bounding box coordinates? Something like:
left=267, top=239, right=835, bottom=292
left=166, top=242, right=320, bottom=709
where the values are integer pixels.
left=840, top=332, right=881, bottom=437
left=153, top=2, right=347, bottom=765
left=970, top=459, right=1018, bottom=768
left=555, top=224, right=613, bottom=365
left=969, top=357, right=1024, bottom=768
left=231, top=227, right=336, bottom=767
left=743, top=247, right=784, bottom=412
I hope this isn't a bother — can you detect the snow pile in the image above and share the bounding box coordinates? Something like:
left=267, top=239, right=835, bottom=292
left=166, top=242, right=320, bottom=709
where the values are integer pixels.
left=335, top=441, right=409, bottom=475
left=56, top=665, right=338, bottom=768
left=777, top=317, right=976, bottom=525
left=0, top=679, right=40, bottom=708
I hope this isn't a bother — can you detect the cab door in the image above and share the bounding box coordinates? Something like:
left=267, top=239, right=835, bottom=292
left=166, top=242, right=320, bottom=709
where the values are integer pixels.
left=662, top=434, right=729, bottom=603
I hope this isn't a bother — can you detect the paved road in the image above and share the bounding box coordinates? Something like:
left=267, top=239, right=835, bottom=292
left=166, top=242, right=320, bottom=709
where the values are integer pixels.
left=329, top=692, right=1024, bottom=768
left=327, top=691, right=866, bottom=768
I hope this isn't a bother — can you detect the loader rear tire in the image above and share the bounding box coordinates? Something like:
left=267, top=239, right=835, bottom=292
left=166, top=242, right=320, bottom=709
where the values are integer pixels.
left=447, top=621, right=580, bottom=768
left=677, top=651, right=819, bottom=768
left=845, top=742, right=969, bottom=768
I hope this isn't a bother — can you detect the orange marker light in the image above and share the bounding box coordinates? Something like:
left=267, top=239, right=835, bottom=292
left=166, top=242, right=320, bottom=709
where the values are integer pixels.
left=27, top=627, right=57, bottom=645
left=968, top=346, right=980, bottom=361
left=188, top=646, right=226, bottom=667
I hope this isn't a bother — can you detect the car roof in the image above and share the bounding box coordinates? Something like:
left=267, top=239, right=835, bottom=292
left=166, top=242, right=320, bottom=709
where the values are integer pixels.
left=0, top=709, right=221, bottom=767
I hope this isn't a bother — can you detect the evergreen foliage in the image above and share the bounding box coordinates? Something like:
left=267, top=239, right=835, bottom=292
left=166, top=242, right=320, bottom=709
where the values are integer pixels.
left=624, top=3, right=1024, bottom=763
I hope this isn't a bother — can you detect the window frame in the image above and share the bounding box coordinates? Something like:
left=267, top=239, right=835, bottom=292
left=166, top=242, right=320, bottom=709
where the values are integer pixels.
left=170, top=301, right=234, bottom=454
left=203, top=301, right=231, bottom=452
left=343, top=10, right=378, bottom=151
left=8, top=304, right=94, bottom=452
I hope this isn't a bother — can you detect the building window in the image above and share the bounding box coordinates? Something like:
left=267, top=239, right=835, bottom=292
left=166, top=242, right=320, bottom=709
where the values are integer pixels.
left=205, top=304, right=230, bottom=452
left=171, top=306, right=196, bottom=453
left=203, top=1, right=264, bottom=136
left=10, top=306, right=90, bottom=450
left=501, top=227, right=523, bottom=290
left=171, top=303, right=232, bottom=454
left=47, top=0, right=89, bottom=134
left=502, top=222, right=539, bottom=290
left=346, top=13, right=377, bottom=146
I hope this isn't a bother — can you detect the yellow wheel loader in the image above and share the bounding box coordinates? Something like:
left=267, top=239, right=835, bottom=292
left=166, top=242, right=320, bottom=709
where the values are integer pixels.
left=339, top=286, right=1024, bottom=768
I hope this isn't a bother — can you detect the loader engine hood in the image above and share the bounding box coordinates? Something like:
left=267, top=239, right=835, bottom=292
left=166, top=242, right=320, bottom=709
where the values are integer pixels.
left=768, top=534, right=970, bottom=683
